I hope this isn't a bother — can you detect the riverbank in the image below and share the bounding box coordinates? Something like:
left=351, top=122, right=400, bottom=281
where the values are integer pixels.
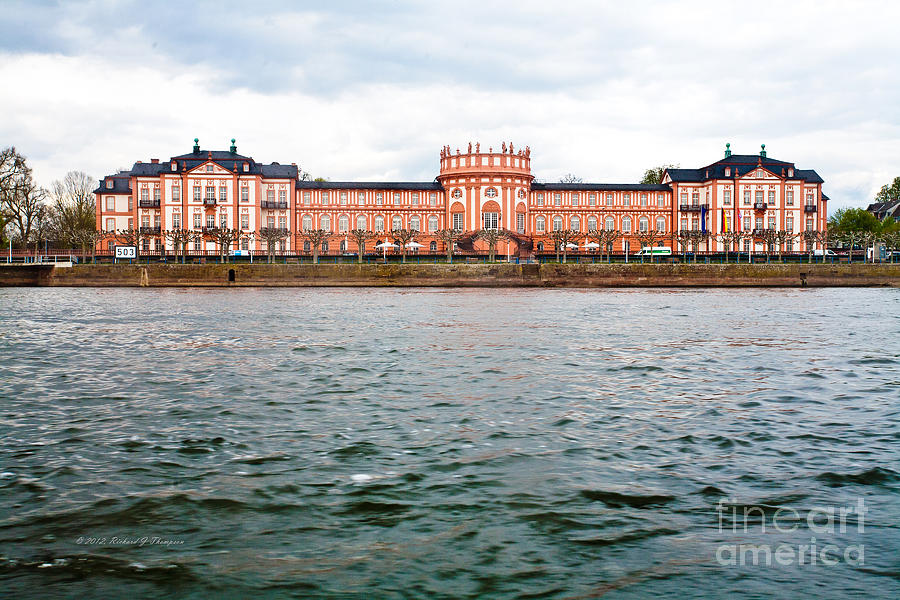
left=2, top=262, right=899, bottom=287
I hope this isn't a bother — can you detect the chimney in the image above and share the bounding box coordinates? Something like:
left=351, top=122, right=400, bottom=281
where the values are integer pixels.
left=151, top=158, right=159, bottom=164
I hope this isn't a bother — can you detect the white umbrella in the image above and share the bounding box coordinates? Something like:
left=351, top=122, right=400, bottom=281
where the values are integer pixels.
left=565, top=242, right=579, bottom=249
left=375, top=240, right=397, bottom=261
left=405, top=241, right=423, bottom=249
left=584, top=242, right=601, bottom=249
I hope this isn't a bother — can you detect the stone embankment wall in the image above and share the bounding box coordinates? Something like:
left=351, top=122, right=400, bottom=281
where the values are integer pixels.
left=1, top=263, right=897, bottom=287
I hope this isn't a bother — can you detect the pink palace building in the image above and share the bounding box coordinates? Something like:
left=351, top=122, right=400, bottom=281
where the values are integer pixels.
left=94, top=139, right=828, bottom=258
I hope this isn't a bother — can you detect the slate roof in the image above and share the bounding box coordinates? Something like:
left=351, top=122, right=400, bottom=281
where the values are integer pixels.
left=532, top=183, right=670, bottom=192
left=867, top=199, right=900, bottom=219
left=92, top=176, right=132, bottom=194
left=665, top=154, right=824, bottom=184
left=296, top=181, right=443, bottom=191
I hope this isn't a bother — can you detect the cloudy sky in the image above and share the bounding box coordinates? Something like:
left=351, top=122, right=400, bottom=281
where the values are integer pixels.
left=2, top=0, right=899, bottom=211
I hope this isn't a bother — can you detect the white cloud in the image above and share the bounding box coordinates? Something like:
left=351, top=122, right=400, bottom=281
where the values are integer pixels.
left=1, top=1, right=900, bottom=211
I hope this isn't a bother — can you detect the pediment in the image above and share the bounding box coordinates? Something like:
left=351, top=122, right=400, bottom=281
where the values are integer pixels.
left=740, top=167, right=778, bottom=180
left=188, top=161, right=233, bottom=175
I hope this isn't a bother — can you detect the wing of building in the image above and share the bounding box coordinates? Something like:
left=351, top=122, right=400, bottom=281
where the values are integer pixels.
left=94, top=139, right=829, bottom=257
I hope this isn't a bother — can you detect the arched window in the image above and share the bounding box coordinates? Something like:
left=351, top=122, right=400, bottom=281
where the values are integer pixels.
left=338, top=215, right=349, bottom=233
left=391, top=215, right=402, bottom=231
left=302, top=215, right=312, bottom=231
left=536, top=216, right=546, bottom=233
left=320, top=215, right=331, bottom=232
left=430, top=241, right=437, bottom=251
left=656, top=217, right=666, bottom=232
left=428, top=216, right=438, bottom=232
left=639, top=217, right=649, bottom=232
left=356, top=215, right=367, bottom=230
left=570, top=216, right=580, bottom=231
left=303, top=241, right=310, bottom=252
left=552, top=216, right=563, bottom=232
left=605, top=216, right=615, bottom=231
left=410, top=216, right=420, bottom=231
left=321, top=241, right=328, bottom=253
left=537, top=242, right=544, bottom=251
left=587, top=216, right=597, bottom=232
left=374, top=216, right=384, bottom=232
left=622, top=216, right=632, bottom=233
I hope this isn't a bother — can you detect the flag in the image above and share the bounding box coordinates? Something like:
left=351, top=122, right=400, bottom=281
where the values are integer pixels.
left=701, top=205, right=707, bottom=234
left=721, top=208, right=728, bottom=233
left=736, top=210, right=742, bottom=232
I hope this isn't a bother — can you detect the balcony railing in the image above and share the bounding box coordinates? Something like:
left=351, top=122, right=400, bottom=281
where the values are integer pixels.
left=201, top=226, right=220, bottom=234
left=138, top=199, right=160, bottom=208
left=258, top=227, right=291, bottom=235
left=752, top=228, right=774, bottom=237
left=203, top=198, right=217, bottom=206
left=260, top=201, right=289, bottom=209
left=678, top=204, right=707, bottom=212
left=804, top=204, right=818, bottom=213
left=754, top=202, right=768, bottom=210
left=139, top=226, right=161, bottom=234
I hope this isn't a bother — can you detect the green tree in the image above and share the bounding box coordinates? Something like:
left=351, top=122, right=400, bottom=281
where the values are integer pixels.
left=640, top=164, right=679, bottom=185
left=828, top=208, right=881, bottom=235
left=874, top=176, right=900, bottom=204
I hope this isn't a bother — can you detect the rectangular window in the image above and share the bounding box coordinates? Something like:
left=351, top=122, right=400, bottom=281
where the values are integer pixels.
left=172, top=186, right=180, bottom=201
left=743, top=190, right=751, bottom=205
left=267, top=216, right=275, bottom=229
left=680, top=192, right=688, bottom=204
left=691, top=192, right=699, bottom=206
left=279, top=216, right=286, bottom=230
left=571, top=193, right=579, bottom=207
left=303, top=191, right=311, bottom=205
left=193, top=213, right=201, bottom=229
left=411, top=193, right=419, bottom=206
left=220, top=213, right=228, bottom=228
left=723, top=189, right=732, bottom=206
left=220, top=187, right=227, bottom=202
left=786, top=217, right=793, bottom=231
left=786, top=190, right=794, bottom=206
left=657, top=194, right=665, bottom=208
left=266, top=189, right=275, bottom=203
left=154, top=188, right=160, bottom=202
left=321, top=192, right=329, bottom=205
left=589, top=193, right=596, bottom=206
left=394, top=193, right=402, bottom=205
left=141, top=188, right=149, bottom=202
left=241, top=186, right=249, bottom=202
left=483, top=212, right=499, bottom=230
left=516, top=213, right=525, bottom=233
left=105, top=218, right=115, bottom=231
left=680, top=218, right=688, bottom=231
left=536, top=193, right=544, bottom=207
left=241, top=214, right=249, bottom=230
left=279, top=190, right=287, bottom=204
left=128, top=196, right=133, bottom=211
left=755, top=217, right=763, bottom=230
left=755, top=190, right=764, bottom=204
left=623, top=194, right=631, bottom=207
left=340, top=192, right=347, bottom=205
left=206, top=186, right=215, bottom=201
left=429, top=192, right=437, bottom=207
left=141, top=215, right=150, bottom=228
left=768, top=217, right=776, bottom=230
left=128, top=217, right=133, bottom=230
left=607, top=194, right=614, bottom=207
left=452, top=213, right=464, bottom=230
left=207, top=215, right=215, bottom=228
left=241, top=237, right=248, bottom=250
left=106, top=196, right=115, bottom=210
left=172, top=213, right=181, bottom=229
left=358, top=191, right=366, bottom=203
left=640, top=193, right=648, bottom=207
left=554, top=193, right=561, bottom=206
left=806, top=191, right=815, bottom=205
left=536, top=218, right=545, bottom=233
left=806, top=217, right=814, bottom=230
left=768, top=190, right=775, bottom=204
left=375, top=192, right=383, bottom=205
left=193, top=186, right=201, bottom=202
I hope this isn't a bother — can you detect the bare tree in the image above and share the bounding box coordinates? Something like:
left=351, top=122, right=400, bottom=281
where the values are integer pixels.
left=476, top=228, right=510, bottom=262
left=816, top=229, right=831, bottom=260
left=718, top=231, right=745, bottom=263
left=112, top=228, right=150, bottom=261
left=801, top=229, right=819, bottom=263
left=754, top=229, right=777, bottom=262
left=558, top=173, right=583, bottom=183
left=391, top=229, right=419, bottom=263
left=28, top=204, right=54, bottom=254
left=2, top=168, right=46, bottom=247
left=76, top=229, right=106, bottom=263
left=50, top=171, right=96, bottom=249
left=675, top=231, right=692, bottom=258
left=635, top=229, right=666, bottom=262
left=348, top=229, right=374, bottom=264
left=586, top=228, right=621, bottom=263
left=433, top=228, right=465, bottom=263
left=0, top=147, right=28, bottom=195
left=257, top=227, right=291, bottom=263
left=299, top=229, right=330, bottom=264
left=208, top=227, right=242, bottom=263
left=771, top=230, right=795, bottom=262
left=164, top=228, right=197, bottom=263
left=548, top=229, right=584, bottom=263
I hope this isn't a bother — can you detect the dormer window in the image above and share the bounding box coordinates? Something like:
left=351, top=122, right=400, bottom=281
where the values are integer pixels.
left=725, top=167, right=731, bottom=177
left=106, top=179, right=113, bottom=189
left=243, top=162, right=249, bottom=172
left=206, top=165, right=213, bottom=172
left=788, top=168, right=794, bottom=177
left=171, top=161, right=177, bottom=171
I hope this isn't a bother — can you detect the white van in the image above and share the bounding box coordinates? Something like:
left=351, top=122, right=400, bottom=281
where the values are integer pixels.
left=813, top=249, right=836, bottom=257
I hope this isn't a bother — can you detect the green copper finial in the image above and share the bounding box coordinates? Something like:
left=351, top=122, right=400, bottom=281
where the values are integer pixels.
left=230, top=138, right=237, bottom=153
left=193, top=137, right=200, bottom=153
left=725, top=142, right=731, bottom=158
left=760, top=143, right=766, bottom=158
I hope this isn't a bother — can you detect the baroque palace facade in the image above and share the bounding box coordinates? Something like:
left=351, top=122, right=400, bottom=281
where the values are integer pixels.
left=94, top=139, right=828, bottom=257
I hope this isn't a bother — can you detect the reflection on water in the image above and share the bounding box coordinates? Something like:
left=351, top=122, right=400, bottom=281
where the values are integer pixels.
left=1, top=287, right=899, bottom=599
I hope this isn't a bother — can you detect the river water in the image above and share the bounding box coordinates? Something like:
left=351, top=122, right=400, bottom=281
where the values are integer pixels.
left=1, top=287, right=898, bottom=599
